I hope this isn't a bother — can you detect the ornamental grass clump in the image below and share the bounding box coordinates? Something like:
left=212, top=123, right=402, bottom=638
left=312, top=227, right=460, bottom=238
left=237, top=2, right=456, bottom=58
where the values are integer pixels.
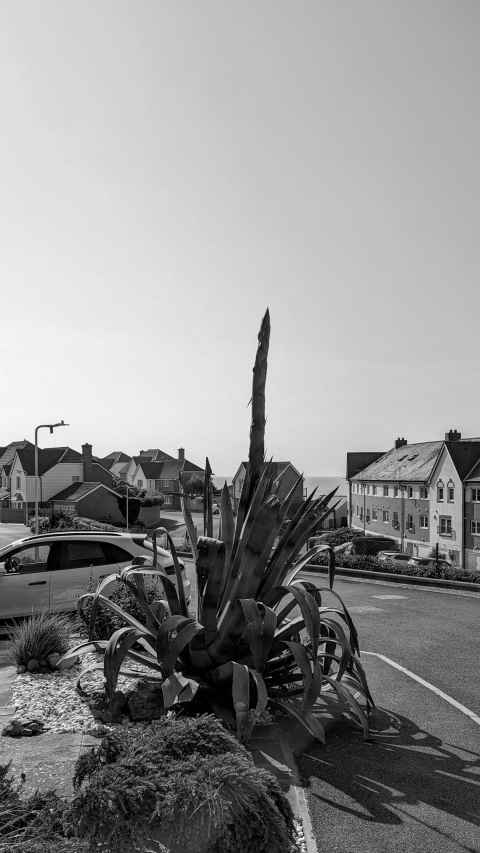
left=60, top=310, right=374, bottom=744
left=8, top=612, right=70, bottom=672
left=70, top=715, right=295, bottom=853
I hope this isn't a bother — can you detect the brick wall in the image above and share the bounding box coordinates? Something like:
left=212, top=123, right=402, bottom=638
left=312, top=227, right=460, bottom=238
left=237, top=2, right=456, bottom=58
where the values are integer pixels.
left=351, top=490, right=431, bottom=550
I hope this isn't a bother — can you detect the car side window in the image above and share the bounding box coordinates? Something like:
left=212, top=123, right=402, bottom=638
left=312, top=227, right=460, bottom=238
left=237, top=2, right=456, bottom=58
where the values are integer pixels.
left=102, top=543, right=134, bottom=564
left=58, top=541, right=109, bottom=571
left=5, top=544, right=51, bottom=574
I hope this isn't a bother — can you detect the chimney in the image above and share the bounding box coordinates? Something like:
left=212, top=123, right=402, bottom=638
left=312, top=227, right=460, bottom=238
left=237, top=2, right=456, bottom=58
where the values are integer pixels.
left=395, top=437, right=408, bottom=449
left=82, top=443, right=94, bottom=482
left=445, top=429, right=461, bottom=442
left=178, top=447, right=185, bottom=466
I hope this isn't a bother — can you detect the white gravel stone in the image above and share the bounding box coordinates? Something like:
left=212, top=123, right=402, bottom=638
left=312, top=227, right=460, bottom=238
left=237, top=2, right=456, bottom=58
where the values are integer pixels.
left=10, top=651, right=156, bottom=734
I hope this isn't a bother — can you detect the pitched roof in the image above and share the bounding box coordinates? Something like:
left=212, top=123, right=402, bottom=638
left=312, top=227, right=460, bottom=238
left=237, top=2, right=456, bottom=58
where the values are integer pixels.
left=445, top=441, right=480, bottom=480
left=16, top=446, right=82, bottom=476
left=346, top=452, right=385, bottom=480
left=465, top=458, right=480, bottom=481
left=351, top=441, right=443, bottom=483
left=136, top=457, right=204, bottom=479
left=102, top=451, right=132, bottom=466
left=50, top=482, right=120, bottom=502
left=0, top=440, right=35, bottom=467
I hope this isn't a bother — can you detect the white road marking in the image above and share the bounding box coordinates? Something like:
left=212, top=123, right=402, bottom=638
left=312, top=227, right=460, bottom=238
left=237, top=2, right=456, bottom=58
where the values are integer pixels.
left=372, top=594, right=407, bottom=600
left=364, top=651, right=480, bottom=726
left=349, top=605, right=384, bottom=613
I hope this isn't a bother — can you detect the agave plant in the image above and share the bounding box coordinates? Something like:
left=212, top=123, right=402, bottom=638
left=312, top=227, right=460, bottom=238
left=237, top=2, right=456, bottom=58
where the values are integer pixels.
left=60, top=310, right=374, bottom=742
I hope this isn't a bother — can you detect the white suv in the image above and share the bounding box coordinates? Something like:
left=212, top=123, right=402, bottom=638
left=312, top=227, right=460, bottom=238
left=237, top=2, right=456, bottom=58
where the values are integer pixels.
left=0, top=531, right=190, bottom=620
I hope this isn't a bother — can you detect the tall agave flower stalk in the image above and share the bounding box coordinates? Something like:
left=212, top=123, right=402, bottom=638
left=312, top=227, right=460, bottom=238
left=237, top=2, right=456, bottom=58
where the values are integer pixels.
left=60, top=310, right=374, bottom=743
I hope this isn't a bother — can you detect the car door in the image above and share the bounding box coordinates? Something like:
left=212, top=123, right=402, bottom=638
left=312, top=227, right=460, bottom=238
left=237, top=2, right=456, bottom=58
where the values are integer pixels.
left=48, top=540, right=117, bottom=612
left=0, top=542, right=52, bottom=619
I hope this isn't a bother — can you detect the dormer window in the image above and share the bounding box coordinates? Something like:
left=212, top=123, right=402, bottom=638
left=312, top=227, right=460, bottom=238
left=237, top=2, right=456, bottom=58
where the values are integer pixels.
left=437, top=480, right=444, bottom=502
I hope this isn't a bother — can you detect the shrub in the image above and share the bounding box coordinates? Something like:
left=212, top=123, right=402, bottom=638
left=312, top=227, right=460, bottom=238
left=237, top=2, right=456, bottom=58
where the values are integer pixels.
left=8, top=613, right=70, bottom=669
left=78, top=575, right=167, bottom=640
left=311, top=552, right=480, bottom=583
left=70, top=715, right=295, bottom=853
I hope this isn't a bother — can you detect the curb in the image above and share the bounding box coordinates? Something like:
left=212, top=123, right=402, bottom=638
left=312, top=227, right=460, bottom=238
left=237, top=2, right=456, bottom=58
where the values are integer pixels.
left=278, top=736, right=319, bottom=853
left=250, top=723, right=319, bottom=853
left=302, top=564, right=480, bottom=593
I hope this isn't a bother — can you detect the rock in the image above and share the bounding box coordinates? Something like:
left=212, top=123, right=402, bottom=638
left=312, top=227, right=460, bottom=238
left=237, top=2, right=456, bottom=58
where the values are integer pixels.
left=27, top=659, right=40, bottom=672
left=127, top=680, right=164, bottom=722
left=16, top=665, right=27, bottom=674
left=39, top=659, right=47, bottom=667
left=85, top=723, right=110, bottom=738
left=88, top=690, right=127, bottom=724
left=47, top=652, right=61, bottom=669
left=2, top=718, right=46, bottom=737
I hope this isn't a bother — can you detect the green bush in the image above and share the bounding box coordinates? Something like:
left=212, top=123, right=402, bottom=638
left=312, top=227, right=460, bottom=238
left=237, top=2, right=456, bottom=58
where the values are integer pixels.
left=8, top=613, right=70, bottom=669
left=311, top=552, right=480, bottom=583
left=78, top=575, right=167, bottom=640
left=70, top=715, right=295, bottom=853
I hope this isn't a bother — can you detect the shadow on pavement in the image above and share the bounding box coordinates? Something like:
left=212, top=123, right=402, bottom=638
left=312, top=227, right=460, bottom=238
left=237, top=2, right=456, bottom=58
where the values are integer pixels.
left=297, top=707, right=480, bottom=831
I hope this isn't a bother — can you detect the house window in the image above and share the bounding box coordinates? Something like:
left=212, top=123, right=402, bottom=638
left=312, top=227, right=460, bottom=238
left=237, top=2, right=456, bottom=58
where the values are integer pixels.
left=407, top=487, right=413, bottom=498
left=439, top=516, right=452, bottom=535
left=437, top=481, right=444, bottom=502
left=137, top=480, right=143, bottom=488
left=360, top=507, right=363, bottom=521
left=164, top=494, right=173, bottom=506
left=392, top=511, right=399, bottom=528
left=16, top=476, right=21, bottom=489
left=407, top=514, right=414, bottom=530
left=472, top=488, right=480, bottom=502
left=372, top=486, right=377, bottom=496
left=394, top=486, right=399, bottom=498
left=420, top=487, right=428, bottom=499
left=372, top=509, right=378, bottom=520
left=366, top=485, right=370, bottom=495
left=420, top=515, right=429, bottom=529
left=447, top=483, right=454, bottom=502
left=366, top=510, right=370, bottom=523
left=356, top=505, right=359, bottom=517
left=383, top=486, right=389, bottom=497
left=471, top=520, right=480, bottom=535
left=383, top=510, right=389, bottom=523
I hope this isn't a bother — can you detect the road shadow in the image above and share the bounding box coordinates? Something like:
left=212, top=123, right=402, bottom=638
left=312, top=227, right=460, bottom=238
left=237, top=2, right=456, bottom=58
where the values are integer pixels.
left=296, top=707, right=480, bottom=831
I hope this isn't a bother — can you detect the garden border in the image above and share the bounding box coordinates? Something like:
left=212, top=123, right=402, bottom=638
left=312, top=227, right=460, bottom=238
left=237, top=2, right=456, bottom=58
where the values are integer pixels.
left=302, top=564, right=480, bottom=593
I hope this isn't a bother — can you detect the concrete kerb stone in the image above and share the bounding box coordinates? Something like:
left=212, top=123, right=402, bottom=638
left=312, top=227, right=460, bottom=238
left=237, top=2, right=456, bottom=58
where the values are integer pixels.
left=304, top=564, right=480, bottom=593
left=249, top=721, right=324, bottom=853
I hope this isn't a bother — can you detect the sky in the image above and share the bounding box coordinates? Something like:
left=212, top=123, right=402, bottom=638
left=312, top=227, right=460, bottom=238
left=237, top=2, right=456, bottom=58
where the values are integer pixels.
left=1, top=1, right=479, bottom=476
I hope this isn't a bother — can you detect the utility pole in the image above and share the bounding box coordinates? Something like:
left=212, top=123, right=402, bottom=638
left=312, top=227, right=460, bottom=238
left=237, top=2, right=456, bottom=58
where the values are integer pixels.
left=34, top=421, right=68, bottom=534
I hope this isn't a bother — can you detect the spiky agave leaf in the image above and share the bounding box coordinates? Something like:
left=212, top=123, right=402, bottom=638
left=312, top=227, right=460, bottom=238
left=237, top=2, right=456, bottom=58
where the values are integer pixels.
left=203, top=457, right=213, bottom=537
left=239, top=598, right=277, bottom=671
left=155, top=614, right=203, bottom=676
left=179, top=470, right=199, bottom=563
left=219, top=482, right=234, bottom=583
left=104, top=626, right=149, bottom=701
left=269, top=698, right=326, bottom=743
left=196, top=537, right=225, bottom=642
left=152, top=529, right=189, bottom=617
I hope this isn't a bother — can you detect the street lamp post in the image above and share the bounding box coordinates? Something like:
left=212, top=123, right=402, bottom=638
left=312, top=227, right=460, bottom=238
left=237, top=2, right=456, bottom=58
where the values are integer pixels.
left=34, top=420, right=69, bottom=534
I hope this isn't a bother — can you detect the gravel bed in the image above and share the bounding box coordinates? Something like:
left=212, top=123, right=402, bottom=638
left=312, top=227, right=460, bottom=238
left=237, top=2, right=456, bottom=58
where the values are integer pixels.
left=11, top=653, right=155, bottom=734
left=292, top=818, right=307, bottom=853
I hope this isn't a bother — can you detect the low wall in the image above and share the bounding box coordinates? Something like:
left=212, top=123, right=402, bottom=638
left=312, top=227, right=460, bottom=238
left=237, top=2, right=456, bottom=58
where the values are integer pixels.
left=0, top=508, right=25, bottom=523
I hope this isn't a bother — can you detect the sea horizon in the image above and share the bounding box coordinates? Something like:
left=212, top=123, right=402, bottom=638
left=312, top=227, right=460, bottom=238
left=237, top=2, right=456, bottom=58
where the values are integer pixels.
left=212, top=474, right=347, bottom=497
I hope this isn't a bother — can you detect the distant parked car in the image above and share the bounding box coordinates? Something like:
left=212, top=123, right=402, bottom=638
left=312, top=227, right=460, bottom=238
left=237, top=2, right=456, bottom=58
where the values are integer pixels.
left=0, top=531, right=190, bottom=620
left=376, top=551, right=412, bottom=568
left=212, top=503, right=220, bottom=515
left=343, top=536, right=399, bottom=557
left=407, top=556, right=453, bottom=572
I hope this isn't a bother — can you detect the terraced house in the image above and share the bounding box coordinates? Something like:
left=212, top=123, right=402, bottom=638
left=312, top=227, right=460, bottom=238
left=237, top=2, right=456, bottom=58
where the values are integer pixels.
left=348, top=430, right=480, bottom=572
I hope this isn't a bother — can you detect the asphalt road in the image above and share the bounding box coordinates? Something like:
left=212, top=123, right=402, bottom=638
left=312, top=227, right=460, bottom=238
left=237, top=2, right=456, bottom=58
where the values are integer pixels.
left=299, top=571, right=480, bottom=712
left=296, top=571, right=480, bottom=853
